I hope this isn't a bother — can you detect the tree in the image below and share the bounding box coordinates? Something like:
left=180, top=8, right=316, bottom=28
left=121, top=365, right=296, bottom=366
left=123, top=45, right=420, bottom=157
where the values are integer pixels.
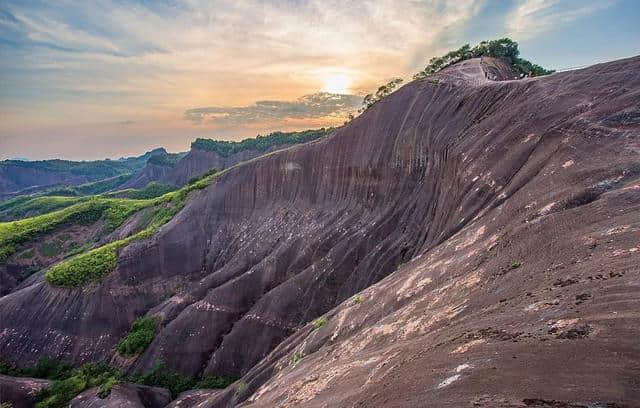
left=413, top=38, right=554, bottom=80
left=360, top=78, right=404, bottom=112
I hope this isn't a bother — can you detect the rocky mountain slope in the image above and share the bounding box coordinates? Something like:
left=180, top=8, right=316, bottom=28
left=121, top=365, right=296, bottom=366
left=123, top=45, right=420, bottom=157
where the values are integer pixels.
left=1, top=56, right=639, bottom=407
left=122, top=129, right=333, bottom=189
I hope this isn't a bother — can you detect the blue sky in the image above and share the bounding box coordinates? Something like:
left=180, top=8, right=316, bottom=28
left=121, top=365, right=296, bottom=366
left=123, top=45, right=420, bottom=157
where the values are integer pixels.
left=1, top=0, right=639, bottom=160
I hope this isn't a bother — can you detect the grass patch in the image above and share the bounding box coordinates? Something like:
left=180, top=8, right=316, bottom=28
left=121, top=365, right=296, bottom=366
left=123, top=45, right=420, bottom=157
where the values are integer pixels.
left=104, top=182, right=177, bottom=200
left=290, top=351, right=304, bottom=366
left=116, top=316, right=159, bottom=356
left=235, top=381, right=248, bottom=394
left=128, top=361, right=235, bottom=397
left=97, top=376, right=119, bottom=398
left=352, top=295, right=364, bottom=305
left=33, top=364, right=120, bottom=408
left=1, top=358, right=235, bottom=403
left=0, top=196, right=89, bottom=222
left=195, top=375, right=236, bottom=389
left=312, top=316, right=327, bottom=329
left=44, top=169, right=219, bottom=286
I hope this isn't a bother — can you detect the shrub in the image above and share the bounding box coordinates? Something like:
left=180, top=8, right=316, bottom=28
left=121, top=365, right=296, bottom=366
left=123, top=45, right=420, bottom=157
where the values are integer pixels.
left=33, top=363, right=120, bottom=408
left=196, top=375, right=236, bottom=389
left=236, top=381, right=248, bottom=394
left=105, top=183, right=177, bottom=200
left=116, top=316, right=159, bottom=356
left=290, top=351, right=304, bottom=366
left=414, top=38, right=554, bottom=80
left=312, top=316, right=327, bottom=329
left=359, top=78, right=403, bottom=112
left=46, top=243, right=119, bottom=286
left=97, top=376, right=119, bottom=398
left=128, top=361, right=196, bottom=397
left=511, top=261, right=522, bottom=269
left=146, top=153, right=184, bottom=167
left=352, top=295, right=364, bottom=305
left=38, top=169, right=218, bottom=286
left=191, top=128, right=333, bottom=157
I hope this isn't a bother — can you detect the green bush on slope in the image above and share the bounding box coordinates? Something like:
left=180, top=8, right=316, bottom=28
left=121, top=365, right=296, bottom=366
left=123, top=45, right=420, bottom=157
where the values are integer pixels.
left=413, top=37, right=554, bottom=80
left=0, top=197, right=156, bottom=263
left=0, top=196, right=90, bottom=221
left=191, top=128, right=333, bottom=157
left=116, top=316, right=159, bottom=356
left=103, top=182, right=177, bottom=200
left=44, top=169, right=219, bottom=286
left=1, top=357, right=235, bottom=404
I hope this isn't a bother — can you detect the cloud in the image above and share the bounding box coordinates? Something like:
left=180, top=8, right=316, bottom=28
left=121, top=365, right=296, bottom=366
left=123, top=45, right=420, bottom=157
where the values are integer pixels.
left=184, top=92, right=362, bottom=125
left=507, top=0, right=616, bottom=39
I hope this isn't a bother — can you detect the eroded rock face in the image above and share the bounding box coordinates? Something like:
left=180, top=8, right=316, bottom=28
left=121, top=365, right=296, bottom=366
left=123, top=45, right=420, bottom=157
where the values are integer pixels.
left=165, top=389, right=222, bottom=408
left=70, top=383, right=171, bottom=408
left=123, top=145, right=293, bottom=189
left=0, top=375, right=51, bottom=408
left=1, top=57, right=639, bottom=407
left=121, top=163, right=177, bottom=190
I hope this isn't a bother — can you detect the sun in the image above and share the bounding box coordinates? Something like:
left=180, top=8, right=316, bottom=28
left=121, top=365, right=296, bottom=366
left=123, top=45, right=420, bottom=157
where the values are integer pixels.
left=322, top=73, right=351, bottom=94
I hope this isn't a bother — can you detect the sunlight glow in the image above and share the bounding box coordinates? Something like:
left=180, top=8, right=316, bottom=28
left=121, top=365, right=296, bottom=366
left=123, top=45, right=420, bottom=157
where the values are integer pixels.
left=322, top=74, right=351, bottom=94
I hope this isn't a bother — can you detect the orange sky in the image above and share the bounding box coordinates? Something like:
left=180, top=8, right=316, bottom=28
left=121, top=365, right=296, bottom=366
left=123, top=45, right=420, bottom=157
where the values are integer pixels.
left=1, top=0, right=638, bottom=160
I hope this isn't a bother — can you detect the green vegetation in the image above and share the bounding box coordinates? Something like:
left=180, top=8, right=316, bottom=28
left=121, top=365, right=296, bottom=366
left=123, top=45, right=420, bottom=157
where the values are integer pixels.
left=146, top=152, right=185, bottom=167
left=104, top=182, right=177, bottom=200
left=195, top=374, right=236, bottom=389
left=0, top=199, right=104, bottom=262
left=44, top=169, right=219, bottom=286
left=116, top=316, right=159, bottom=356
left=1, top=159, right=132, bottom=179
left=414, top=38, right=554, bottom=80
left=360, top=78, right=403, bottom=112
left=290, top=351, right=305, bottom=366
left=46, top=241, right=119, bottom=286
left=188, top=168, right=218, bottom=185
left=39, top=242, right=64, bottom=257
left=97, top=376, right=119, bottom=398
left=1, top=357, right=236, bottom=404
left=44, top=174, right=133, bottom=197
left=34, top=364, right=120, bottom=408
left=191, top=128, right=333, bottom=157
left=129, top=361, right=235, bottom=397
left=0, top=196, right=90, bottom=221
left=0, top=182, right=176, bottom=222
left=312, top=316, right=327, bottom=329
left=511, top=261, right=522, bottom=269
left=235, top=381, right=248, bottom=394
left=352, top=295, right=364, bottom=305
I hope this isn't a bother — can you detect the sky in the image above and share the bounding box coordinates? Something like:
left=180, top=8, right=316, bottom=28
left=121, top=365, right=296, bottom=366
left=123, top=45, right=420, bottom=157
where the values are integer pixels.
left=0, top=0, right=639, bottom=160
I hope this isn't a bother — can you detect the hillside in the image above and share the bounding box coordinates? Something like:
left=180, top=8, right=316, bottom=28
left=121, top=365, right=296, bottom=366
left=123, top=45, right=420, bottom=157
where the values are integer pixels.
left=0, top=148, right=168, bottom=199
left=122, top=129, right=333, bottom=189
left=0, top=56, right=639, bottom=407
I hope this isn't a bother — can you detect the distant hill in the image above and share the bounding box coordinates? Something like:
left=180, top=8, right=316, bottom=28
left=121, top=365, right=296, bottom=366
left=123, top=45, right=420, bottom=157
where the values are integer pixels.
left=122, top=128, right=334, bottom=189
left=0, top=148, right=168, bottom=198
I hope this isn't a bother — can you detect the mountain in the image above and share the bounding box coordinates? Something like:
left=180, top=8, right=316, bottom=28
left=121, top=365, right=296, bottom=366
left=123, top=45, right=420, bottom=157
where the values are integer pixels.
left=122, top=129, right=334, bottom=189
left=0, top=148, right=168, bottom=199
left=0, top=56, right=639, bottom=407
